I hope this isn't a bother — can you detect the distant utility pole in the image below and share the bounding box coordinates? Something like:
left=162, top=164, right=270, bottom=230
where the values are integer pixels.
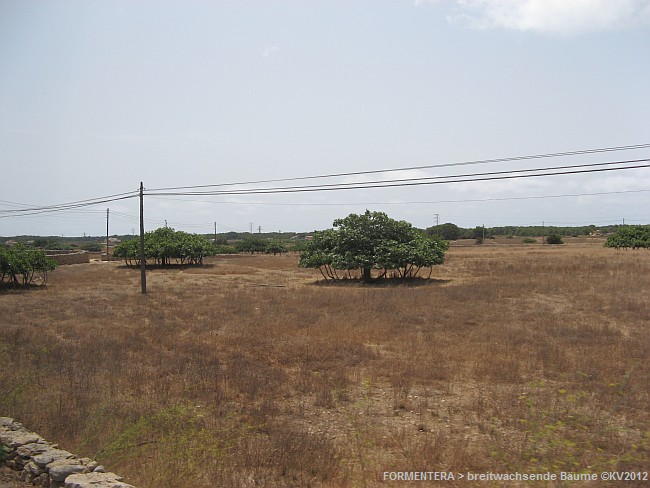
left=249, top=222, right=253, bottom=234
left=106, top=208, right=110, bottom=262
left=139, top=182, right=147, bottom=294
left=434, top=213, right=439, bottom=227
left=542, top=221, right=545, bottom=244
left=214, top=222, right=217, bottom=243
left=258, top=225, right=262, bottom=234
left=482, top=224, right=485, bottom=241
left=623, top=218, right=625, bottom=225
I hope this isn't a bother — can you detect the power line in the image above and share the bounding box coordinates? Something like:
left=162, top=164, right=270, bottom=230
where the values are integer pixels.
left=146, top=142, right=650, bottom=192
left=146, top=159, right=650, bottom=197
left=2, top=144, right=649, bottom=230
left=0, top=192, right=139, bottom=218
left=146, top=188, right=650, bottom=207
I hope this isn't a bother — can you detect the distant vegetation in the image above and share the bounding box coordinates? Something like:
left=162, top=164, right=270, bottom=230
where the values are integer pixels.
left=604, top=225, right=650, bottom=249
left=235, top=238, right=289, bottom=255
left=426, top=223, right=620, bottom=240
left=300, top=211, right=447, bottom=282
left=0, top=223, right=631, bottom=250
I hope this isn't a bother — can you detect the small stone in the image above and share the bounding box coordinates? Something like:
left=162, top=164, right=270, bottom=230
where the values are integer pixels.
left=0, top=417, right=14, bottom=427
left=49, top=463, right=88, bottom=482
left=0, top=430, right=43, bottom=447
left=33, top=449, right=75, bottom=468
left=20, top=469, right=35, bottom=483
left=17, top=442, right=54, bottom=458
left=65, top=472, right=134, bottom=488
left=34, top=473, right=50, bottom=486
left=25, top=460, right=46, bottom=475
left=92, top=465, right=106, bottom=473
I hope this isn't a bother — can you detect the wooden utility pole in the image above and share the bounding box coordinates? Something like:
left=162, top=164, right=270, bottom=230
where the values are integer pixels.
left=214, top=222, right=217, bottom=243
left=139, top=182, right=147, bottom=294
left=106, top=208, right=110, bottom=262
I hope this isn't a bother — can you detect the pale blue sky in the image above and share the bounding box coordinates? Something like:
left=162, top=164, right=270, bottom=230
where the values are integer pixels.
left=1, top=0, right=649, bottom=236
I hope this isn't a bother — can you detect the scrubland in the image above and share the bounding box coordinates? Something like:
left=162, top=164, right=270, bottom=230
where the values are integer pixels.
left=0, top=242, right=648, bottom=487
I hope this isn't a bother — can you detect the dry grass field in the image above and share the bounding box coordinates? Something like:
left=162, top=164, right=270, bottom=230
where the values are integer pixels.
left=1, top=242, right=648, bottom=487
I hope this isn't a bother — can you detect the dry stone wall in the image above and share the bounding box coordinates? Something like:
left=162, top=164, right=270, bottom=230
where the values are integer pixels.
left=44, top=251, right=89, bottom=266
left=0, top=418, right=134, bottom=488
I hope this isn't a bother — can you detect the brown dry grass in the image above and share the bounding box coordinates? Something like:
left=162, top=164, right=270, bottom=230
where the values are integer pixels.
left=1, top=245, right=648, bottom=487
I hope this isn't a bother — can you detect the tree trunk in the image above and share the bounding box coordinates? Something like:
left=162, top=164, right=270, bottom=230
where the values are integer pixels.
left=362, top=267, right=372, bottom=283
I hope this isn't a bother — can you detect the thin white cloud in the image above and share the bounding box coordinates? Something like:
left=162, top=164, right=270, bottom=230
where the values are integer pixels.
left=444, top=0, right=650, bottom=35
left=262, top=45, right=280, bottom=57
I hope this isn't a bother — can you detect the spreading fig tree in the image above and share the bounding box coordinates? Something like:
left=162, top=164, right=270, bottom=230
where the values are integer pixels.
left=113, top=227, right=215, bottom=266
left=299, top=210, right=448, bottom=282
left=604, top=225, right=650, bottom=250
left=0, top=244, right=58, bottom=286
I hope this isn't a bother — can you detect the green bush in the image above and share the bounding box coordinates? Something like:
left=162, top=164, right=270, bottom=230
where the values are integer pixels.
left=265, top=240, right=288, bottom=255
left=81, top=243, right=103, bottom=252
left=546, top=234, right=563, bottom=245
left=212, top=244, right=237, bottom=254
left=235, top=238, right=267, bottom=254
left=522, top=238, right=537, bottom=244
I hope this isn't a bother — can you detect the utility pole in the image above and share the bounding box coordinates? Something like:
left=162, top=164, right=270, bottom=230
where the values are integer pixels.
left=258, top=225, right=261, bottom=234
left=106, top=208, right=110, bottom=262
left=249, top=222, right=253, bottom=234
left=434, top=213, right=439, bottom=227
left=214, top=222, right=217, bottom=243
left=542, top=221, right=545, bottom=244
left=139, top=182, right=147, bottom=294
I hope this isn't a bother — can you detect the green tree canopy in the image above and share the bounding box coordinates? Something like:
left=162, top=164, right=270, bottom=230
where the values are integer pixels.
left=113, top=227, right=215, bottom=266
left=235, top=237, right=268, bottom=254
left=299, top=211, right=448, bottom=282
left=428, top=222, right=461, bottom=241
left=604, top=225, right=650, bottom=250
left=0, top=244, right=58, bottom=286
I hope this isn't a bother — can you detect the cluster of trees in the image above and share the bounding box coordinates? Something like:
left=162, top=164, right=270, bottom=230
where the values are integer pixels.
left=604, top=225, right=650, bottom=249
left=299, top=211, right=447, bottom=282
left=0, top=244, right=58, bottom=286
left=427, top=223, right=620, bottom=240
left=113, top=227, right=216, bottom=266
left=234, top=238, right=289, bottom=255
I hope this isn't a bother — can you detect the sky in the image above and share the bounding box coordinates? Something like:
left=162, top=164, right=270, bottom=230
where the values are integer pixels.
left=1, top=0, right=649, bottom=237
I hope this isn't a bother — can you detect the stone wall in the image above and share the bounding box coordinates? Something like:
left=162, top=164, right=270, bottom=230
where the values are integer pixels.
left=44, top=251, right=90, bottom=266
left=0, top=418, right=134, bottom=488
